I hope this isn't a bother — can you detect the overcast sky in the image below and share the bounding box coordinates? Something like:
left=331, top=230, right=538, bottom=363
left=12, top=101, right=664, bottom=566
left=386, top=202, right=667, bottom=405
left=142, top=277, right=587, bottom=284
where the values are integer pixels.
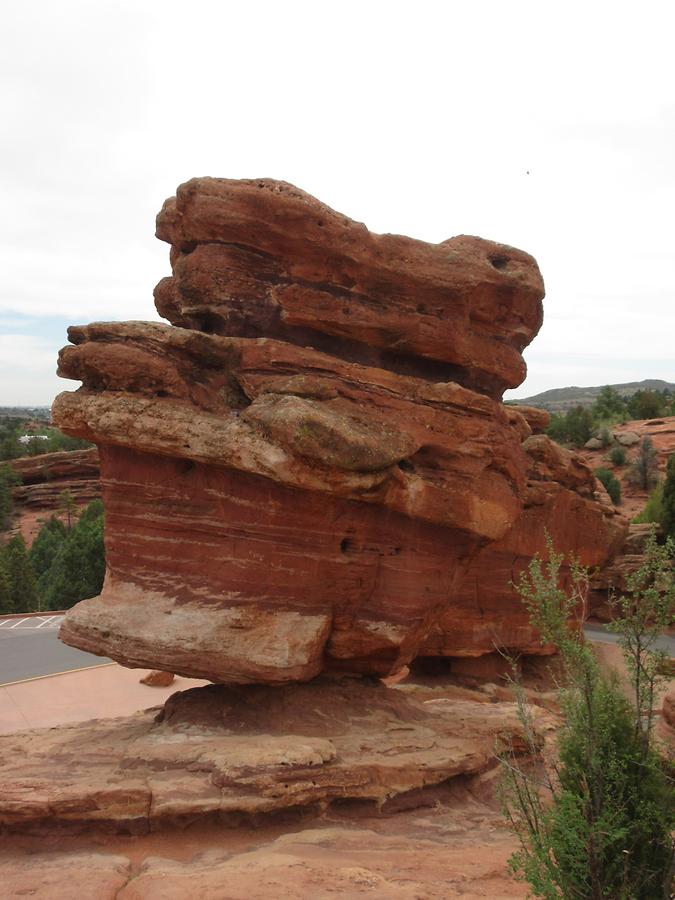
left=1, top=0, right=673, bottom=406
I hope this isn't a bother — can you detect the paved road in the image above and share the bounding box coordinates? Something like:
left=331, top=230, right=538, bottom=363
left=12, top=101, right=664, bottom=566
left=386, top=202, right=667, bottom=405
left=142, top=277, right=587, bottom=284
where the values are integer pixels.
left=0, top=615, right=111, bottom=685
left=584, top=622, right=675, bottom=656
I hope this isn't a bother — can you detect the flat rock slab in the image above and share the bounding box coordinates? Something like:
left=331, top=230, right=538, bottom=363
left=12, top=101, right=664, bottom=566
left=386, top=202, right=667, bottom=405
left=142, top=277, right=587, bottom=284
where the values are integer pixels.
left=0, top=680, right=551, bottom=835
left=0, top=823, right=528, bottom=899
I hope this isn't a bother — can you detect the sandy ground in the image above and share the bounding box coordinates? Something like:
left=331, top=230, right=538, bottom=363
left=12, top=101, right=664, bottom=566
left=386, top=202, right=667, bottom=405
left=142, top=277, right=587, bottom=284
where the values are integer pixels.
left=0, top=663, right=208, bottom=733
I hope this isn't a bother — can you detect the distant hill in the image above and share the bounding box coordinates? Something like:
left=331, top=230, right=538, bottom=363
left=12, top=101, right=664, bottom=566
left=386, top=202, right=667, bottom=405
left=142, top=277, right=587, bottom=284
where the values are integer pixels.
left=0, top=406, right=51, bottom=421
left=513, top=379, right=675, bottom=412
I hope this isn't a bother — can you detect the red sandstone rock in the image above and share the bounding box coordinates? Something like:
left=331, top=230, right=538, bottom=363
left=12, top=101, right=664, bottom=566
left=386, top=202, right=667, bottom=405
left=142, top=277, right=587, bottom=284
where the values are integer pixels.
left=140, top=670, right=175, bottom=687
left=0, top=853, right=130, bottom=900
left=9, top=448, right=101, bottom=510
left=154, top=178, right=545, bottom=398
left=0, top=679, right=551, bottom=834
left=662, top=690, right=675, bottom=729
left=52, top=179, right=625, bottom=683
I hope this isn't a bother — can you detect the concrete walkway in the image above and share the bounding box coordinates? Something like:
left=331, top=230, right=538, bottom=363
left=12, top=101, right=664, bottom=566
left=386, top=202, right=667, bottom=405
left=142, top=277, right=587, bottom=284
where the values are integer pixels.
left=0, top=664, right=208, bottom=735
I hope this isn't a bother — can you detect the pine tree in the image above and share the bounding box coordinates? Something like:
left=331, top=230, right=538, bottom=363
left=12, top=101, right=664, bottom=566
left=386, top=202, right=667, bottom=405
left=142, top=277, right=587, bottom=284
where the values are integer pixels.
left=29, top=516, right=67, bottom=579
left=3, top=535, right=39, bottom=612
left=0, top=554, right=12, bottom=614
left=40, top=500, right=105, bottom=610
left=0, top=463, right=20, bottom=531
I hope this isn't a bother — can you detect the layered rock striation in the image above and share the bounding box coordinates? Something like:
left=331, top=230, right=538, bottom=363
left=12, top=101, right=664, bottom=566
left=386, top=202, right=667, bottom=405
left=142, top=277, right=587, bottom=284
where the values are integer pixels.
left=53, top=178, right=625, bottom=682
left=10, top=447, right=101, bottom=510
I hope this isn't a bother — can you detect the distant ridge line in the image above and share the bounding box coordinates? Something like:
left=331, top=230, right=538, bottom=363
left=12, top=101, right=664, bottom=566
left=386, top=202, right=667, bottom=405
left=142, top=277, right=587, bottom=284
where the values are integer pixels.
left=512, top=379, right=675, bottom=412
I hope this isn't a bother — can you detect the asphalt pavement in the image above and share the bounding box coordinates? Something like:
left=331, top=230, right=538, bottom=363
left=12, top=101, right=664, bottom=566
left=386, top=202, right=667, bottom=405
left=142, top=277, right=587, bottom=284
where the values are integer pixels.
left=0, top=615, right=111, bottom=685
left=583, top=622, right=675, bottom=655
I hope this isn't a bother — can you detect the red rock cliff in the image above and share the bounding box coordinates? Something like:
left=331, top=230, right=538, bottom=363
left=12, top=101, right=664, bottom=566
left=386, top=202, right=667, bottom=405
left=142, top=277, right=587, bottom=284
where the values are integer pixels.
left=52, top=178, right=625, bottom=683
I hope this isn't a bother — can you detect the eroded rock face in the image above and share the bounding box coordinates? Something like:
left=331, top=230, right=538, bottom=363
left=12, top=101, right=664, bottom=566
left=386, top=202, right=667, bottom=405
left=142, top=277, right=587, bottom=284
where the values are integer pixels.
left=10, top=448, right=101, bottom=510
left=0, top=678, right=550, bottom=835
left=52, top=178, right=624, bottom=682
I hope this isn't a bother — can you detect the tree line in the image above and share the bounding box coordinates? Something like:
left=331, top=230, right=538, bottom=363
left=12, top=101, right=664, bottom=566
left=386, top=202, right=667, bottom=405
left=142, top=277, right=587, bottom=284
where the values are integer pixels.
left=0, top=496, right=105, bottom=614
left=546, top=386, right=675, bottom=448
left=0, top=416, right=92, bottom=461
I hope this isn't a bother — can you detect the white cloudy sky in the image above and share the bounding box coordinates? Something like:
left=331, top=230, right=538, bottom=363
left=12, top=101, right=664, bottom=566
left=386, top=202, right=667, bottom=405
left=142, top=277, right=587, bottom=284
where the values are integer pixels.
left=1, top=0, right=673, bottom=405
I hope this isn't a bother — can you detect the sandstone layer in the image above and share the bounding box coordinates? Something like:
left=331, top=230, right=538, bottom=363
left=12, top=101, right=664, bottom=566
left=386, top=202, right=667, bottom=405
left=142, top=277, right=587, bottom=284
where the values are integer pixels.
left=52, top=178, right=625, bottom=682
left=0, top=678, right=551, bottom=835
left=10, top=448, right=101, bottom=510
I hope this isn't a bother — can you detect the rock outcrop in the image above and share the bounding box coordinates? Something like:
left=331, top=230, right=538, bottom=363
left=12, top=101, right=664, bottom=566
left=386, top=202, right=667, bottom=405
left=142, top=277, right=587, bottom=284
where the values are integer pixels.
left=52, top=178, right=626, bottom=683
left=0, top=678, right=552, bottom=835
left=10, top=448, right=101, bottom=510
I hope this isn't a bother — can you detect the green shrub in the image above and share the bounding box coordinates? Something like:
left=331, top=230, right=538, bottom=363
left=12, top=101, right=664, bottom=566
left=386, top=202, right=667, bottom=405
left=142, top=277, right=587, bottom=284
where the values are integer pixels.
left=633, top=483, right=664, bottom=525
left=627, top=436, right=659, bottom=491
left=501, top=535, right=675, bottom=899
left=609, top=445, right=626, bottom=466
left=662, top=454, right=675, bottom=541
left=595, top=466, right=621, bottom=505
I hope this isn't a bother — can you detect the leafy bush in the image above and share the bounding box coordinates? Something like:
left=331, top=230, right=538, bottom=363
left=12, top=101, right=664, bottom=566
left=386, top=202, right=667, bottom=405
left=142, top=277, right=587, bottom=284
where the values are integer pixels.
left=501, top=535, right=675, bottom=899
left=633, top=482, right=664, bottom=525
left=609, top=445, right=626, bottom=466
left=598, top=426, right=611, bottom=448
left=595, top=466, right=621, bottom=505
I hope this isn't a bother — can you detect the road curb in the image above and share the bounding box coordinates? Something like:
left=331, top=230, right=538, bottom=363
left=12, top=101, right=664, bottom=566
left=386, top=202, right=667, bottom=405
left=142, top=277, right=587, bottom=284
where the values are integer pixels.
left=0, top=662, right=116, bottom=689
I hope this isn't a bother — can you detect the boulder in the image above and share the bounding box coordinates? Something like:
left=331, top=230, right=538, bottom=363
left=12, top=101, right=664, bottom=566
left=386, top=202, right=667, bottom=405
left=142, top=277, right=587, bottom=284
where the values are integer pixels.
left=512, top=404, right=550, bottom=434
left=614, top=431, right=640, bottom=446
left=139, top=670, right=175, bottom=687
left=52, top=178, right=625, bottom=682
left=584, top=437, right=603, bottom=450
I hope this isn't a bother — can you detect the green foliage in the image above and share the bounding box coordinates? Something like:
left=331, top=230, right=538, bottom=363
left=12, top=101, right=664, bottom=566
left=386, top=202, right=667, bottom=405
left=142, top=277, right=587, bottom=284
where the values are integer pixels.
left=0, top=500, right=106, bottom=613
left=546, top=406, right=594, bottom=448
left=0, top=555, right=12, bottom=614
left=39, top=499, right=105, bottom=610
left=0, top=419, right=92, bottom=462
left=628, top=390, right=666, bottom=421
left=609, top=445, right=626, bottom=466
left=662, top=454, right=675, bottom=541
left=598, top=426, right=611, bottom=448
left=501, top=536, right=675, bottom=899
left=592, top=385, right=627, bottom=421
left=29, top=516, right=67, bottom=580
left=633, top=482, right=664, bottom=525
left=595, top=467, right=621, bottom=505
left=0, top=463, right=21, bottom=530
left=627, top=436, right=660, bottom=491
left=0, top=535, right=39, bottom=613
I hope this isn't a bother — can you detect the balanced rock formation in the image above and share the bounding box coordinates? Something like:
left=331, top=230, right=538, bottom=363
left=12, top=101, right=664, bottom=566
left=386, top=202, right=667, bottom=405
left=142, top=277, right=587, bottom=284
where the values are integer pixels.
left=52, top=178, right=625, bottom=683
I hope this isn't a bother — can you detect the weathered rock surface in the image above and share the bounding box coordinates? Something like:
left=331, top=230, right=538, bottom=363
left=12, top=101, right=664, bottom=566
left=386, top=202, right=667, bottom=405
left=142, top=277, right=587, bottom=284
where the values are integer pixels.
left=140, top=670, right=175, bottom=687
left=154, top=178, right=545, bottom=398
left=52, top=178, right=625, bottom=682
left=421, top=434, right=626, bottom=656
left=0, top=852, right=131, bottom=900
left=0, top=679, right=551, bottom=835
left=9, top=448, right=101, bottom=510
left=0, top=796, right=529, bottom=899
